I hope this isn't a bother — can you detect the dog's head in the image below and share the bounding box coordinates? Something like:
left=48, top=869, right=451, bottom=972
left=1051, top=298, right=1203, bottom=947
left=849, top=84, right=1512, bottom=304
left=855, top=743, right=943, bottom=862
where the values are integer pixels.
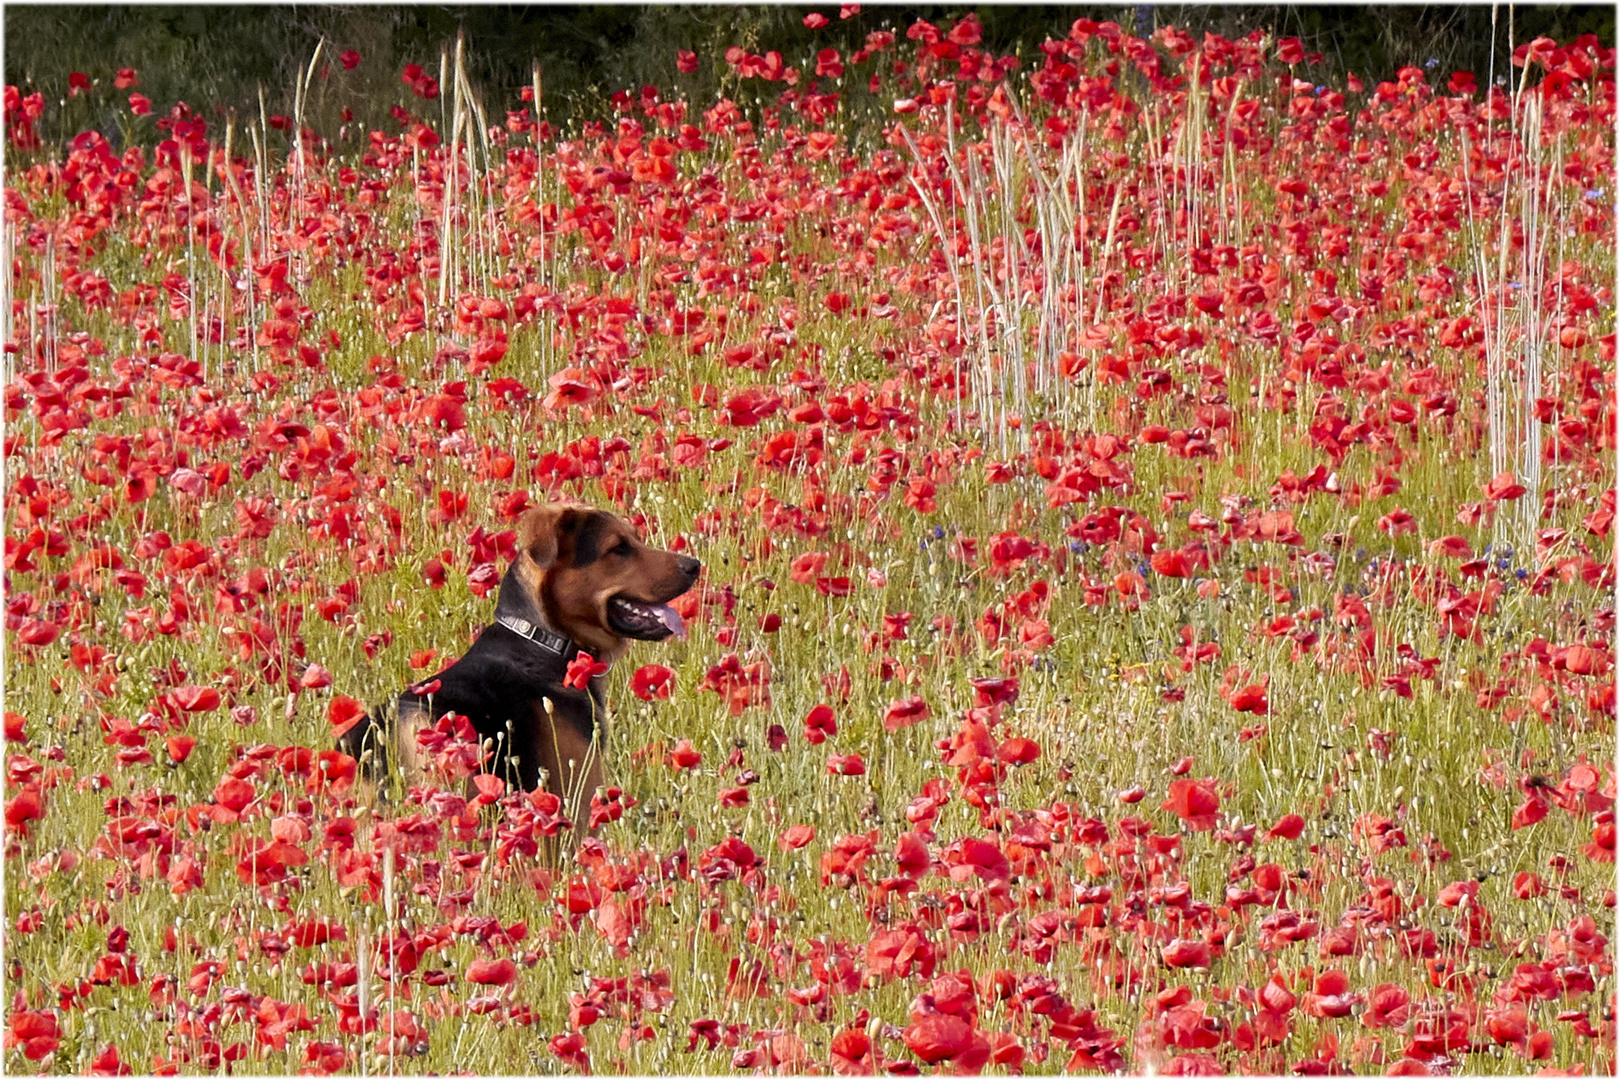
left=507, top=502, right=700, bottom=658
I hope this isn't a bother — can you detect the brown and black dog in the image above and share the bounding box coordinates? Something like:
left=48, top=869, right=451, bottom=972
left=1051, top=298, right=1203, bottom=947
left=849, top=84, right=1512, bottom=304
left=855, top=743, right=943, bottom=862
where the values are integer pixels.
left=344, top=501, right=698, bottom=830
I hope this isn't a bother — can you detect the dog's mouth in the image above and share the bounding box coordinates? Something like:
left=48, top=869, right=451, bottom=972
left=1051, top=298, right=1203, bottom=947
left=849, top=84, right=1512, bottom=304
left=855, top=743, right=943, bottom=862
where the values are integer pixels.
left=607, top=594, right=686, bottom=641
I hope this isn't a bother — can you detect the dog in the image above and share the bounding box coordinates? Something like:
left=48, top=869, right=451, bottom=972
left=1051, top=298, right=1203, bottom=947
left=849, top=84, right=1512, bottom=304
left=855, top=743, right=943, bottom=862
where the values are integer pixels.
left=344, top=501, right=699, bottom=832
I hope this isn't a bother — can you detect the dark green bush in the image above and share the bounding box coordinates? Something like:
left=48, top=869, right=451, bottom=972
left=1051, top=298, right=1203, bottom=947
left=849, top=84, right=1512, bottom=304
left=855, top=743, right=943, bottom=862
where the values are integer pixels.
left=6, top=4, right=1613, bottom=150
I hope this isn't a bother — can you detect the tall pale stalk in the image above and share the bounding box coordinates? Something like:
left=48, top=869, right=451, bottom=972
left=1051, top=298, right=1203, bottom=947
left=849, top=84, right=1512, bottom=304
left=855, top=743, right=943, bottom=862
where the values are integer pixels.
left=904, top=88, right=1148, bottom=446
left=1218, top=80, right=1247, bottom=246
left=532, top=63, right=550, bottom=295
left=1515, top=95, right=1546, bottom=547
left=39, top=238, right=56, bottom=372
left=1, top=219, right=13, bottom=387
left=1466, top=64, right=1566, bottom=555
left=440, top=41, right=462, bottom=307
left=180, top=142, right=200, bottom=376
left=221, top=114, right=261, bottom=378
left=291, top=37, right=325, bottom=213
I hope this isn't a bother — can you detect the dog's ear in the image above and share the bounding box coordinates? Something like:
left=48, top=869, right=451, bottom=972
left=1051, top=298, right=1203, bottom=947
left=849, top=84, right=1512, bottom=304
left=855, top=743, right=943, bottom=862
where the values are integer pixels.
left=518, top=504, right=567, bottom=570
left=517, top=503, right=595, bottom=570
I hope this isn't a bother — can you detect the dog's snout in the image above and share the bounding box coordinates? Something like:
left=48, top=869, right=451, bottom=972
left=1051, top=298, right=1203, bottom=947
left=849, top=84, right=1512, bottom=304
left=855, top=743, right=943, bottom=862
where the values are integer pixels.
left=676, top=555, right=701, bottom=579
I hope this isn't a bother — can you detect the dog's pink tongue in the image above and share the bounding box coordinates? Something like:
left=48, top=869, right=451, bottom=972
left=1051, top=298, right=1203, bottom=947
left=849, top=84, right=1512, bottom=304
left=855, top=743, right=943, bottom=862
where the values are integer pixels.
left=655, top=604, right=686, bottom=640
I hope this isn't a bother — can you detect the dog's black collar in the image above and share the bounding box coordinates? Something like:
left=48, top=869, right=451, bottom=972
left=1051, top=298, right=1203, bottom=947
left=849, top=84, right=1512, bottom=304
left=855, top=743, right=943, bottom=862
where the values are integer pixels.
left=494, top=613, right=574, bottom=656
left=494, top=614, right=614, bottom=674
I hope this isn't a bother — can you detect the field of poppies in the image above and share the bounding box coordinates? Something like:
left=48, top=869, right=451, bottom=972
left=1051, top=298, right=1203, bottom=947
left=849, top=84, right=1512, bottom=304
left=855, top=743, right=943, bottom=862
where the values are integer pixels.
left=3, top=12, right=1615, bottom=1076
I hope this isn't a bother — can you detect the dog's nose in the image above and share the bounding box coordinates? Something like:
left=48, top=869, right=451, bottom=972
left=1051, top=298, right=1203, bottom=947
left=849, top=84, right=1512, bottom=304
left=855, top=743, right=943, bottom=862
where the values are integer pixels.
left=676, top=555, right=701, bottom=579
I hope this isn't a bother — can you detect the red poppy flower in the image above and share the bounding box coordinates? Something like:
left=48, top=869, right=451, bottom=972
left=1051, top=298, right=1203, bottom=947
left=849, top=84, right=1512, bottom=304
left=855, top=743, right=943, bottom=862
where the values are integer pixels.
left=803, top=703, right=837, bottom=743
left=969, top=676, right=1019, bottom=706
left=301, top=1042, right=348, bottom=1074
left=1512, top=794, right=1549, bottom=830
left=467, top=958, right=517, bottom=986
left=564, top=651, right=608, bottom=690
left=5, top=787, right=44, bottom=836
left=422, top=558, right=448, bottom=587
left=779, top=824, right=816, bottom=850
left=951, top=837, right=1009, bottom=881
left=830, top=1029, right=870, bottom=1073
left=1584, top=814, right=1615, bottom=862
left=308, top=750, right=357, bottom=794
left=665, top=739, right=702, bottom=770
left=895, top=830, right=931, bottom=877
left=1161, top=939, right=1212, bottom=968
left=630, top=663, right=675, bottom=700
left=1377, top=507, right=1417, bottom=536
left=213, top=775, right=255, bottom=814
left=1361, top=984, right=1409, bottom=1028
left=1484, top=471, right=1528, bottom=500
left=790, top=551, right=828, bottom=582
left=7, top=1009, right=61, bottom=1060
left=1114, top=571, right=1147, bottom=597
left=903, top=1014, right=977, bottom=1065
left=87, top=1043, right=132, bottom=1075
left=298, top=664, right=333, bottom=690
left=170, top=685, right=220, bottom=712
left=15, top=619, right=59, bottom=647
left=1227, top=683, right=1268, bottom=714
left=883, top=695, right=930, bottom=732
left=1267, top=813, right=1306, bottom=840
left=996, top=737, right=1040, bottom=764
left=236, top=838, right=307, bottom=885
left=1161, top=779, right=1221, bottom=830
left=1428, top=535, right=1475, bottom=559
left=328, top=696, right=365, bottom=738
left=826, top=753, right=865, bottom=776
left=1150, top=549, right=1192, bottom=577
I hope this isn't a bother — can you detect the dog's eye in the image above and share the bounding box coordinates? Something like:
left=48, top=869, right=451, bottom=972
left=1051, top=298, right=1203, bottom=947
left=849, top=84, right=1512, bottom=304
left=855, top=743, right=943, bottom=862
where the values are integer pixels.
left=613, top=540, right=633, bottom=556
